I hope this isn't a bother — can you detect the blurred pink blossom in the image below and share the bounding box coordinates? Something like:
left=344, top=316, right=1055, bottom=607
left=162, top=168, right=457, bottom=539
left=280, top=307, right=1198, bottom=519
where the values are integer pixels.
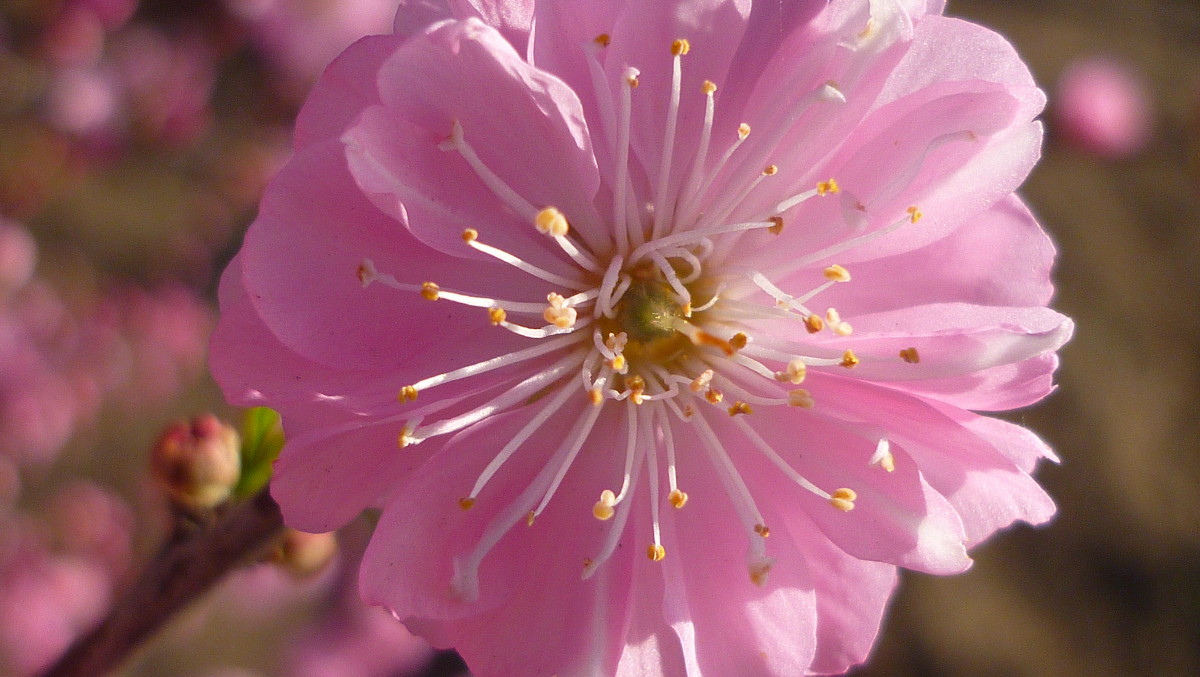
left=212, top=1, right=1072, bottom=674
left=1055, top=56, right=1152, bottom=158
left=227, top=0, right=399, bottom=89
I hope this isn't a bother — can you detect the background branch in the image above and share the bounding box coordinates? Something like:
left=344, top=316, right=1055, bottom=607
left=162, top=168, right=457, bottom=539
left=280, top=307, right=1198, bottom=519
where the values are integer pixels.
left=40, top=489, right=285, bottom=677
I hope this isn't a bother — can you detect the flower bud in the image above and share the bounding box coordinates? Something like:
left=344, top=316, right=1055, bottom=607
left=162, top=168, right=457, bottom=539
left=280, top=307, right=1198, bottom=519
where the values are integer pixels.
left=270, top=529, right=338, bottom=579
left=150, top=414, right=241, bottom=510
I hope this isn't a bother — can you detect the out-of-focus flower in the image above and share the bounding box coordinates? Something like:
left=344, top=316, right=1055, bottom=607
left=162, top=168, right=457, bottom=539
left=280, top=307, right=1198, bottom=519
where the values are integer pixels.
left=151, top=414, right=242, bottom=510
left=0, top=517, right=118, bottom=676
left=212, top=1, right=1072, bottom=674
left=0, top=219, right=37, bottom=293
left=1054, top=56, right=1152, bottom=158
left=226, top=0, right=399, bottom=90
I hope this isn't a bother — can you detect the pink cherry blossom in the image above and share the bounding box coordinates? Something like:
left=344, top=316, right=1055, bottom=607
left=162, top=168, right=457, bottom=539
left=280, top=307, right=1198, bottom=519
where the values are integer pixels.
left=211, top=1, right=1073, bottom=674
left=1054, top=56, right=1152, bottom=158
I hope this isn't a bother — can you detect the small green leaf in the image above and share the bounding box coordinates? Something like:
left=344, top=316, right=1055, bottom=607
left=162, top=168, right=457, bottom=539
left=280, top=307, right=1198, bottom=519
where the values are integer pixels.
left=234, top=407, right=285, bottom=498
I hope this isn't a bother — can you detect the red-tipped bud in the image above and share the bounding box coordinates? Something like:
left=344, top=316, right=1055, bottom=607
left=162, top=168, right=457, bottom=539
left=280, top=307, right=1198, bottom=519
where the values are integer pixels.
left=270, top=529, right=338, bottom=579
left=150, top=414, right=241, bottom=510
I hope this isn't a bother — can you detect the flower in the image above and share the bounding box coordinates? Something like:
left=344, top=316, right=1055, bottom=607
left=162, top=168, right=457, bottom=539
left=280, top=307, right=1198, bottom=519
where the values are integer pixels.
left=211, top=1, right=1073, bottom=674
left=1054, top=56, right=1152, bottom=158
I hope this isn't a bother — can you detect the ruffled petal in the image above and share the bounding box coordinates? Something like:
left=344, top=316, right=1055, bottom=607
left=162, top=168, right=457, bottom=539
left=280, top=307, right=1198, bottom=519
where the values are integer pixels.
left=808, top=194, right=1058, bottom=312
left=809, top=375, right=1058, bottom=545
left=346, top=18, right=607, bottom=257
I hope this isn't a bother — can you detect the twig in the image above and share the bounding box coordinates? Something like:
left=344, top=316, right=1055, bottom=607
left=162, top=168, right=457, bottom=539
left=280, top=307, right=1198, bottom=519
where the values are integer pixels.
left=40, top=489, right=285, bottom=677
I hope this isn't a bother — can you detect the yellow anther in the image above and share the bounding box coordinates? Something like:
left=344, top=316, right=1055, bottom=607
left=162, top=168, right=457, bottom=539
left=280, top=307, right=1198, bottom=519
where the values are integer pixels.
left=817, top=178, right=840, bottom=195
left=701, top=80, right=717, bottom=95
left=526, top=511, right=536, bottom=526
left=671, top=38, right=691, bottom=56
left=727, top=401, right=753, bottom=417
left=668, top=489, right=688, bottom=509
left=592, top=489, right=617, bottom=521
left=826, top=307, right=853, bottom=336
left=878, top=452, right=896, bottom=473
left=737, top=123, right=751, bottom=140
left=535, top=207, right=570, bottom=237
left=906, top=205, right=923, bottom=223
left=588, top=388, right=603, bottom=406
left=689, top=369, right=714, bottom=392
left=767, top=216, right=784, bottom=235
left=543, top=292, right=577, bottom=328
left=804, top=314, right=825, bottom=334
left=681, top=404, right=695, bottom=419
left=461, top=228, right=478, bottom=242
left=753, top=523, right=771, bottom=538
left=839, top=349, right=860, bottom=368
left=458, top=497, right=476, bottom=510
left=787, top=389, right=814, bottom=409
left=398, top=385, right=419, bottom=402
left=775, top=358, right=807, bottom=384
left=830, top=488, right=857, bottom=512
left=705, top=388, right=724, bottom=405
left=626, top=375, right=646, bottom=405
left=899, top=347, right=920, bottom=364
left=626, top=73, right=640, bottom=88
left=729, top=333, right=748, bottom=351
left=647, top=544, right=666, bottom=561
left=355, top=261, right=374, bottom=285
left=823, top=265, right=851, bottom=282
left=762, top=164, right=778, bottom=176
left=749, top=560, right=772, bottom=586
left=681, top=302, right=693, bottom=317
left=593, top=33, right=611, bottom=47
left=420, top=281, right=440, bottom=301
left=488, top=307, right=507, bottom=325
left=397, top=426, right=414, bottom=449
left=609, top=353, right=627, bottom=373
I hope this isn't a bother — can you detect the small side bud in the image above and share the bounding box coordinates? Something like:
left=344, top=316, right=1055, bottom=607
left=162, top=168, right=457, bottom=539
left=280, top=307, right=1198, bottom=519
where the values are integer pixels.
left=270, top=529, right=338, bottom=579
left=150, top=415, right=241, bottom=511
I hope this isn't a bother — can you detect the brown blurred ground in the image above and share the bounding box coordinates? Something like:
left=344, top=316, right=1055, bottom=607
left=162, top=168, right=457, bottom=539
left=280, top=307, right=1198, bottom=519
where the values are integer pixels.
left=856, top=2, right=1200, bottom=676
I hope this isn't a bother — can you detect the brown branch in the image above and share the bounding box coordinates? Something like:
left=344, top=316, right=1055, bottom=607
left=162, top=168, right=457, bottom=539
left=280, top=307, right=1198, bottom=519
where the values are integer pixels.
left=40, top=489, right=285, bottom=677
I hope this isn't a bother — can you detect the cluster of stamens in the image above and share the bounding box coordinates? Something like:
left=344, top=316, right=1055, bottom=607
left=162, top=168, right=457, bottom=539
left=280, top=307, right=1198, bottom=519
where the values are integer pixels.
left=358, top=34, right=927, bottom=596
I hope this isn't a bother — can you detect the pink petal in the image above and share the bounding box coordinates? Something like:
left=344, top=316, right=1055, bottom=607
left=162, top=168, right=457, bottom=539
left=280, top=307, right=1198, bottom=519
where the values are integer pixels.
left=793, top=304, right=1073, bottom=410
left=293, top=35, right=397, bottom=149
left=811, top=194, right=1058, bottom=312
left=708, top=406, right=971, bottom=575
left=240, top=139, right=532, bottom=374
left=344, top=18, right=608, bottom=257
left=361, top=404, right=638, bottom=676
left=810, top=376, right=1058, bottom=545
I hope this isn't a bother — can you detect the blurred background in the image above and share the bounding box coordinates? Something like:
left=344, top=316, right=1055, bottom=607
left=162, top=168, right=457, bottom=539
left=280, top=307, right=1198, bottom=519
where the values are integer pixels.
left=0, top=1, right=1196, bottom=676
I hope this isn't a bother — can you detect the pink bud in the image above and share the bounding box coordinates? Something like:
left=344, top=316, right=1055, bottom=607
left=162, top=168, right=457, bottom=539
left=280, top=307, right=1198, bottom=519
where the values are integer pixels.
left=150, top=414, right=240, bottom=510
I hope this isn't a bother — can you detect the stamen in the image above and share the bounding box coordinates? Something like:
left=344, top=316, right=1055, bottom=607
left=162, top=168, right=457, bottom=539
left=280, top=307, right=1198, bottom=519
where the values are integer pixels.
left=899, top=347, right=920, bottom=363
left=671, top=318, right=735, bottom=356
left=677, top=121, right=753, bottom=225
left=675, top=80, right=718, bottom=231
left=543, top=292, right=579, bottom=329
left=651, top=39, right=689, bottom=240
left=825, top=307, right=853, bottom=336
left=870, top=438, right=896, bottom=472
left=592, top=489, right=617, bottom=520
left=840, top=349, right=860, bottom=368
left=727, top=401, right=753, bottom=416
left=496, top=315, right=590, bottom=339
left=774, top=358, right=807, bottom=384
left=631, top=219, right=778, bottom=263
left=463, top=380, right=584, bottom=505
left=730, top=416, right=845, bottom=504
left=531, top=402, right=606, bottom=519
left=453, top=399, right=604, bottom=601
left=595, top=255, right=625, bottom=318
left=690, top=413, right=771, bottom=571
left=404, top=333, right=583, bottom=394
left=465, top=230, right=584, bottom=290
left=406, top=355, right=577, bottom=445
left=439, top=121, right=538, bottom=221
left=613, top=67, right=640, bottom=254
left=776, top=207, right=926, bottom=274
left=829, top=488, right=857, bottom=511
